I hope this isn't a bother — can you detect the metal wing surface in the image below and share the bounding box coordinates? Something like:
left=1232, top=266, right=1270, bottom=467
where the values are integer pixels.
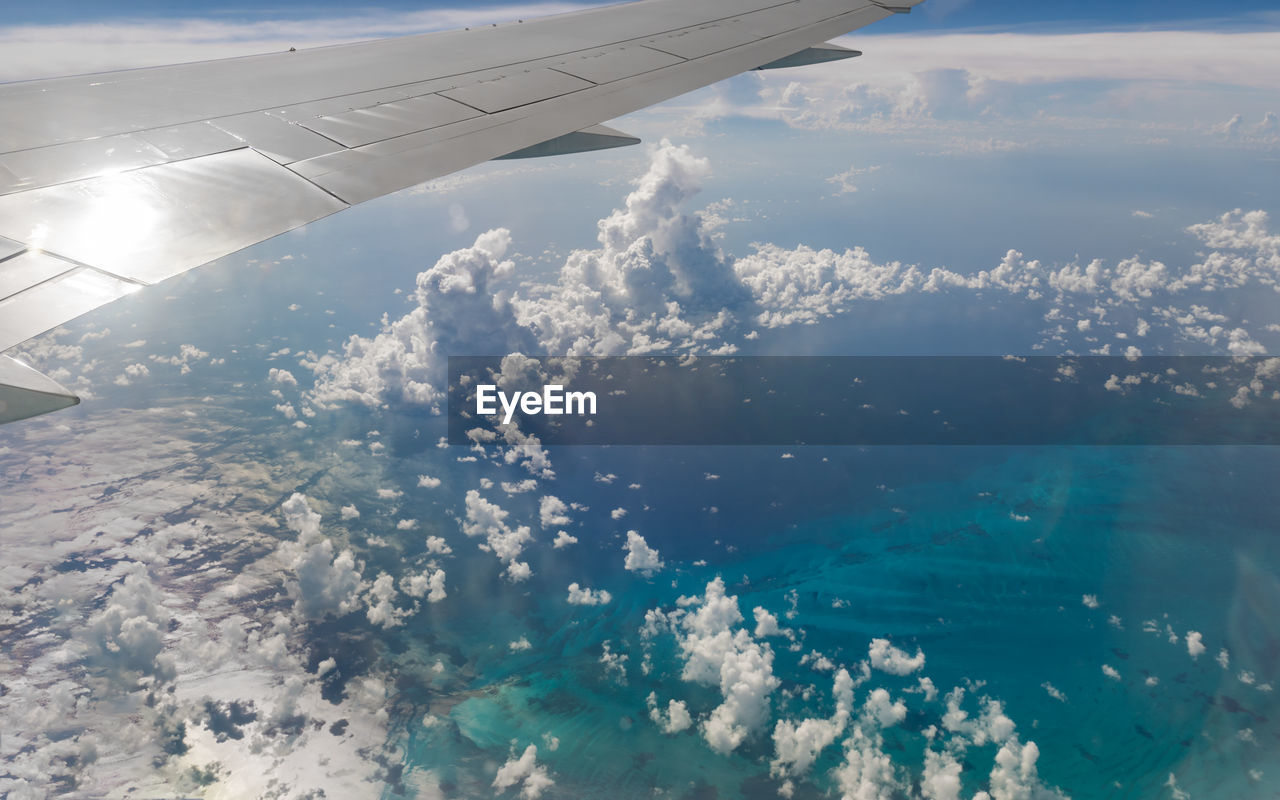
left=0, top=0, right=923, bottom=422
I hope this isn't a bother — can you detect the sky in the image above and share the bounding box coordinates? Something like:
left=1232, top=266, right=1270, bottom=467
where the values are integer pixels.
left=8, top=0, right=1280, bottom=29
left=1, top=2, right=1279, bottom=799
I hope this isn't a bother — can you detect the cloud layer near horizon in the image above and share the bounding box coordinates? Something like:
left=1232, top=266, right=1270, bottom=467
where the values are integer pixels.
left=306, top=139, right=1278, bottom=413
left=0, top=3, right=586, bottom=80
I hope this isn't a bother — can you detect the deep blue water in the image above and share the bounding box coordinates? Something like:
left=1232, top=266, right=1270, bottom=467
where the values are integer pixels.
left=338, top=439, right=1280, bottom=798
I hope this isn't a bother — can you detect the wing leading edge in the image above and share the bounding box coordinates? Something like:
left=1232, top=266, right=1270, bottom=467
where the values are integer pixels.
left=0, top=0, right=925, bottom=423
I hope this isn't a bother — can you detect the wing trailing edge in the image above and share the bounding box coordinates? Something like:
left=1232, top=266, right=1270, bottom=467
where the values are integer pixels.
left=495, top=124, right=642, bottom=160
left=755, top=43, right=862, bottom=70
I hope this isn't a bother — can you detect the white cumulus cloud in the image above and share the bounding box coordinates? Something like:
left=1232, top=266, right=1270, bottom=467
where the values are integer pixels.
left=623, top=531, right=664, bottom=577
left=539, top=495, right=571, bottom=528
left=279, top=493, right=363, bottom=620
left=566, top=583, right=612, bottom=606
left=1186, top=631, right=1206, bottom=659
left=647, top=693, right=695, bottom=734
left=666, top=577, right=781, bottom=754
left=868, top=638, right=925, bottom=676
left=492, top=744, right=554, bottom=799
left=462, top=490, right=533, bottom=582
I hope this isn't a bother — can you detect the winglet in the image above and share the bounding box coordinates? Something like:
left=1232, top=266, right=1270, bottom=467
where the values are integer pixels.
left=495, top=124, right=641, bottom=160
left=755, top=43, right=863, bottom=70
left=0, top=355, right=80, bottom=425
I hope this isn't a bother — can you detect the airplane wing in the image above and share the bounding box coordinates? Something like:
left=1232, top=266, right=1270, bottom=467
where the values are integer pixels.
left=0, top=0, right=923, bottom=423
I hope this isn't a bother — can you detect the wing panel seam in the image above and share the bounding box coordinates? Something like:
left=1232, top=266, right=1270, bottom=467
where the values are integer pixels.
left=276, top=155, right=357, bottom=207
left=546, top=66, right=599, bottom=86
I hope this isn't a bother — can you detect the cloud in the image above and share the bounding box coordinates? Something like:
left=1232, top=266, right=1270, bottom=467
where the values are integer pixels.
left=665, top=577, right=780, bottom=754
left=826, top=165, right=883, bottom=196
left=647, top=693, right=694, bottom=734
left=492, top=744, right=554, bottom=800
left=113, top=362, right=150, bottom=386
left=566, top=583, right=611, bottom=606
left=448, top=202, right=471, bottom=234
left=83, top=562, right=176, bottom=685
left=986, top=739, right=1068, bottom=800
left=461, top=490, right=533, bottom=581
left=5, top=380, right=1104, bottom=797
left=753, top=607, right=785, bottom=638
left=0, top=3, right=589, bottom=82
left=941, top=689, right=1016, bottom=748
left=417, top=474, right=442, bottom=488
left=770, top=668, right=854, bottom=780
left=364, top=572, right=408, bottom=629
left=727, top=30, right=1280, bottom=148
left=505, top=561, right=533, bottom=582
left=1186, top=631, right=1206, bottom=658
left=309, top=228, right=531, bottom=411
left=868, top=638, right=925, bottom=676
left=863, top=687, right=907, bottom=729
left=402, top=568, right=447, bottom=603
left=539, top=495, right=571, bottom=528
left=914, top=676, right=939, bottom=703
left=512, top=140, right=748, bottom=357
left=832, top=728, right=903, bottom=800
left=600, top=640, right=629, bottom=683
left=1187, top=209, right=1280, bottom=269
left=150, top=344, right=212, bottom=375
left=0, top=410, right=412, bottom=798
left=1213, top=114, right=1244, bottom=137
left=739, top=206, right=1280, bottom=347
left=493, top=423, right=556, bottom=479
left=623, top=531, right=664, bottom=577
left=735, top=242, right=929, bottom=328
left=921, top=748, right=964, bottom=800
left=552, top=531, right=577, bottom=549
left=268, top=368, right=298, bottom=387
left=279, top=493, right=363, bottom=620
left=309, top=142, right=1280, bottom=422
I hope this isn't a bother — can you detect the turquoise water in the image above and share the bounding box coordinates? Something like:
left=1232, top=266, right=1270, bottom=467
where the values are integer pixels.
left=358, top=444, right=1280, bottom=798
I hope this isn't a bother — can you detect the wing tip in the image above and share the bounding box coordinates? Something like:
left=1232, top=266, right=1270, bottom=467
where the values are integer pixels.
left=0, top=354, right=80, bottom=425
